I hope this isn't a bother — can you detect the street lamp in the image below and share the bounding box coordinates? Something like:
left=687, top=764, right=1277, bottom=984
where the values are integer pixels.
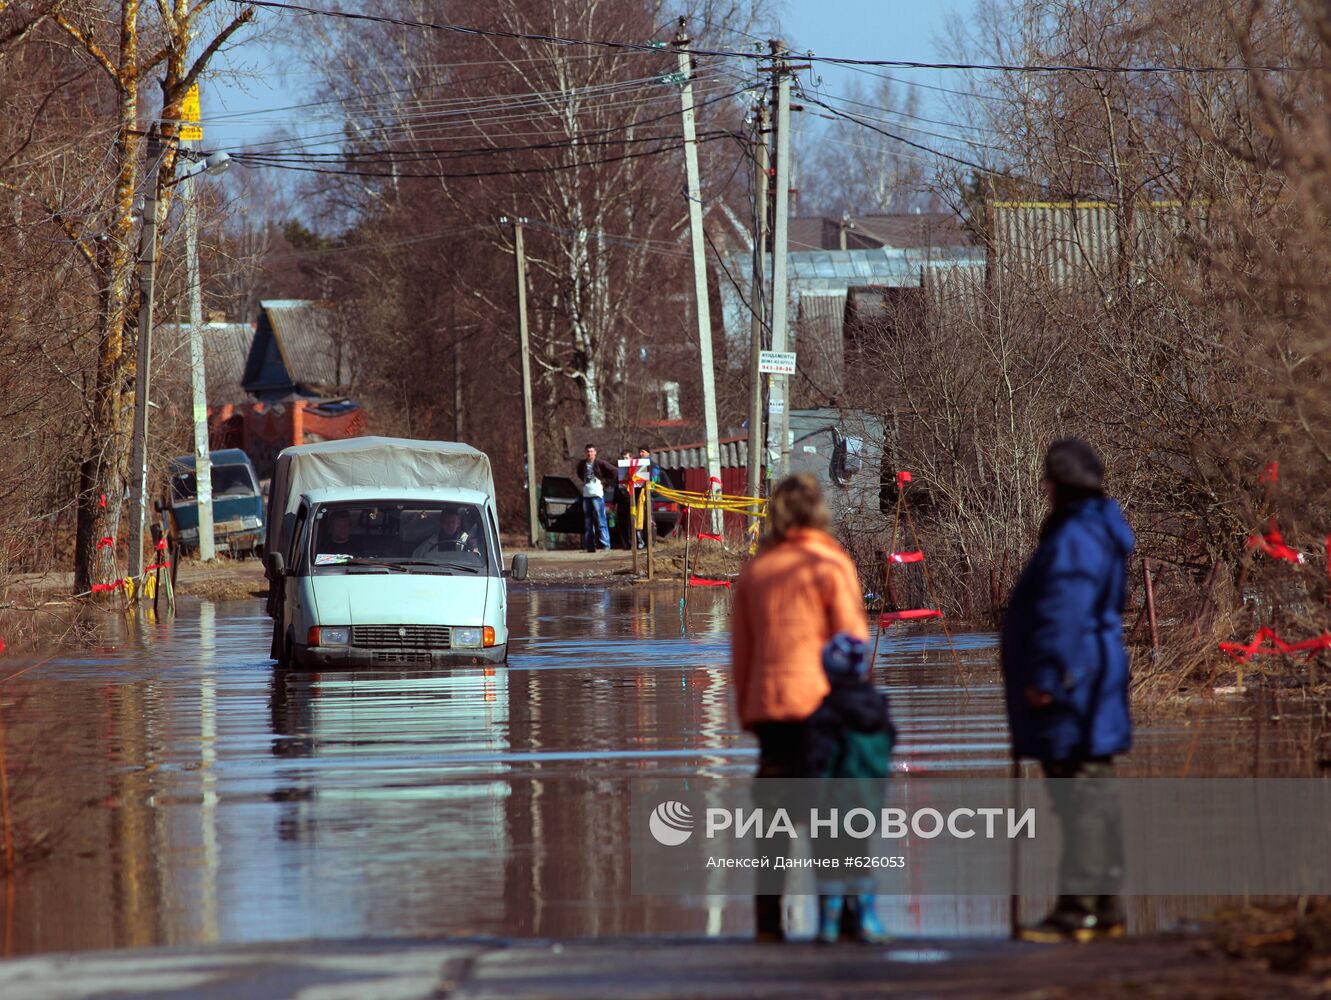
left=126, top=133, right=232, bottom=581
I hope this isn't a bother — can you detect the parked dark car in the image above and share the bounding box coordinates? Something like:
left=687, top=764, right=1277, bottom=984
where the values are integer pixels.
left=164, top=449, right=265, bottom=556
left=538, top=474, right=680, bottom=541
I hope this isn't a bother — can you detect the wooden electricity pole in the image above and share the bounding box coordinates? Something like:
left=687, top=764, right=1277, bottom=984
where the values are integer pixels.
left=505, top=217, right=540, bottom=548
left=127, top=131, right=164, bottom=581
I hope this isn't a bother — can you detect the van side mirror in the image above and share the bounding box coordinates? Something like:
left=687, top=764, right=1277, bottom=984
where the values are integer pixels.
left=509, top=553, right=528, bottom=582
left=264, top=552, right=286, bottom=578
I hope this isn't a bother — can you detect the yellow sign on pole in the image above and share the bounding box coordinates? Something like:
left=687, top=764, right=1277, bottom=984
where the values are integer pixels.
left=180, top=83, right=203, bottom=141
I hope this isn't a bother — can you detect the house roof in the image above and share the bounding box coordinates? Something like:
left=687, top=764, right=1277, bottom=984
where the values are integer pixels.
left=787, top=213, right=974, bottom=251
left=245, top=300, right=349, bottom=394
left=848, top=212, right=973, bottom=249
left=788, top=217, right=835, bottom=251
left=202, top=323, right=255, bottom=403
left=652, top=435, right=750, bottom=471
left=159, top=322, right=255, bottom=405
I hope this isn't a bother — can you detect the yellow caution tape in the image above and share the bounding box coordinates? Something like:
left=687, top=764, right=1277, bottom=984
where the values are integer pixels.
left=651, top=483, right=768, bottom=516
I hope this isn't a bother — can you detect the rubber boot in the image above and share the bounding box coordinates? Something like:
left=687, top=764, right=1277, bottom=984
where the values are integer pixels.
left=754, top=895, right=784, bottom=943
left=1094, top=895, right=1126, bottom=939
left=839, top=895, right=861, bottom=942
left=1019, top=895, right=1098, bottom=944
left=854, top=895, right=890, bottom=944
left=816, top=895, right=844, bottom=944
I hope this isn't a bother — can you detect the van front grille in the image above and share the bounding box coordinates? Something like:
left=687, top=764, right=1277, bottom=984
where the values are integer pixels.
left=352, top=624, right=451, bottom=649
left=372, top=651, right=431, bottom=664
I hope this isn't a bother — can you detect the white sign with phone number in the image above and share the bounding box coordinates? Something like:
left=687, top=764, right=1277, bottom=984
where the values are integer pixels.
left=758, top=351, right=797, bottom=375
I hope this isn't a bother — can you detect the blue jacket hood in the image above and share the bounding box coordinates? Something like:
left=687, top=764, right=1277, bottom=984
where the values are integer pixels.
left=1058, top=496, right=1135, bottom=560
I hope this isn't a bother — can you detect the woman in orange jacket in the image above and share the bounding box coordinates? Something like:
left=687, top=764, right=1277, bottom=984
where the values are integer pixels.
left=731, top=473, right=869, bottom=941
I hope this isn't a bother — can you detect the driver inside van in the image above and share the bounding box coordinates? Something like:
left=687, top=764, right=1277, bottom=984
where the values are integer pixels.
left=413, top=506, right=481, bottom=559
left=319, top=508, right=367, bottom=557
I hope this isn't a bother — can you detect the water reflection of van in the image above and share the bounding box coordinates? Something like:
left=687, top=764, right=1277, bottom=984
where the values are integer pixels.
left=263, top=438, right=527, bottom=668
left=165, top=449, right=265, bottom=556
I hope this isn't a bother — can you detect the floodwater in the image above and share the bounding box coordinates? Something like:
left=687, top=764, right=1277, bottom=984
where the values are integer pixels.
left=0, top=586, right=1323, bottom=956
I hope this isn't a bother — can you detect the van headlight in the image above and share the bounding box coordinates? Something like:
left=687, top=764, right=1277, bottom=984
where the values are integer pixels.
left=452, top=627, right=482, bottom=649
left=309, top=626, right=349, bottom=647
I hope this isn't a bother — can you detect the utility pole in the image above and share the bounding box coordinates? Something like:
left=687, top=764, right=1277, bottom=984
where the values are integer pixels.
left=745, top=103, right=769, bottom=501
left=768, top=40, right=794, bottom=478
left=453, top=338, right=463, bottom=441
left=127, top=131, right=164, bottom=581
left=676, top=18, right=724, bottom=533
left=504, top=216, right=539, bottom=548
left=183, top=139, right=215, bottom=562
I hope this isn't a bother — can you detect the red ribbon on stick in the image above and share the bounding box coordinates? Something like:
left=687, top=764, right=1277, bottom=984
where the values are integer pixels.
left=888, top=551, right=924, bottom=564
left=96, top=536, right=114, bottom=550
left=155, top=538, right=167, bottom=551
left=91, top=582, right=121, bottom=594
left=144, top=561, right=171, bottom=572
left=880, top=609, right=943, bottom=625
left=698, top=532, right=722, bottom=542
left=897, top=471, right=912, bottom=489
left=1246, top=518, right=1304, bottom=564
left=688, top=577, right=732, bottom=588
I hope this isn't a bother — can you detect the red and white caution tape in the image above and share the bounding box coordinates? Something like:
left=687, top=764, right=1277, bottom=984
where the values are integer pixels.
left=1220, top=627, right=1331, bottom=663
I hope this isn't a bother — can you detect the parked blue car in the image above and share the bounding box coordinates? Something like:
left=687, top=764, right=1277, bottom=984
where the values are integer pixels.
left=165, top=449, right=265, bottom=556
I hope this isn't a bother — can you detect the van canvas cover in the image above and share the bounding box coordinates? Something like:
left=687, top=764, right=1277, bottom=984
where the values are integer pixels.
left=265, top=437, right=495, bottom=561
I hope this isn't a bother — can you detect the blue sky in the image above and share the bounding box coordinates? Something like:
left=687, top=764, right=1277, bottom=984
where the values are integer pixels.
left=194, top=0, right=983, bottom=214
left=200, top=1, right=977, bottom=148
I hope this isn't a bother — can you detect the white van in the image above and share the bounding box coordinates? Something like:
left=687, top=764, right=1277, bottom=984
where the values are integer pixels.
left=262, top=438, right=526, bottom=667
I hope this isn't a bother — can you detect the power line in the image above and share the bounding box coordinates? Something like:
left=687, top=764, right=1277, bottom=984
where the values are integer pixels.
left=241, top=1, right=1307, bottom=74
left=807, top=92, right=1011, bottom=155
left=231, top=130, right=735, bottom=179
left=241, top=127, right=736, bottom=167
left=214, top=76, right=740, bottom=155
left=802, top=95, right=999, bottom=176
left=231, top=81, right=750, bottom=159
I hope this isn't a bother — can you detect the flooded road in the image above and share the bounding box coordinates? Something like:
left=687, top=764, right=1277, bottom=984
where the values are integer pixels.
left=0, top=587, right=1323, bottom=955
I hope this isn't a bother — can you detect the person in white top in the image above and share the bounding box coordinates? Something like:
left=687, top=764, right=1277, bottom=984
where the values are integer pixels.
left=574, top=444, right=615, bottom=552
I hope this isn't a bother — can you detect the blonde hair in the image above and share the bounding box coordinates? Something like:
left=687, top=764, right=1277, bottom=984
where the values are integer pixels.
left=766, top=473, right=830, bottom=542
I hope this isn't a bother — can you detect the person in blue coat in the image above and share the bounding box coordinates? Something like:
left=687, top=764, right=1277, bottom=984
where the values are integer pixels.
left=1001, top=438, right=1135, bottom=943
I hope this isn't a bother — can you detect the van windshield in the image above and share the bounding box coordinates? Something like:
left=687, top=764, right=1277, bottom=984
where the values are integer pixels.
left=171, top=464, right=258, bottom=503
left=308, top=501, right=495, bottom=576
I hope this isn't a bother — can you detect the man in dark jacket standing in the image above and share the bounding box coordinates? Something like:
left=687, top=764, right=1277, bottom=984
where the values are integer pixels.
left=574, top=444, right=616, bottom=552
left=1001, top=438, right=1134, bottom=943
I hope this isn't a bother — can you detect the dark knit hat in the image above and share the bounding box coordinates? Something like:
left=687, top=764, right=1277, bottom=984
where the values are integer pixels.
left=822, top=632, right=870, bottom=680
left=1044, top=438, right=1105, bottom=495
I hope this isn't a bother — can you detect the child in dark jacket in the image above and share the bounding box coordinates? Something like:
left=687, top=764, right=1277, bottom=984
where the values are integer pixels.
left=805, top=633, right=896, bottom=943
